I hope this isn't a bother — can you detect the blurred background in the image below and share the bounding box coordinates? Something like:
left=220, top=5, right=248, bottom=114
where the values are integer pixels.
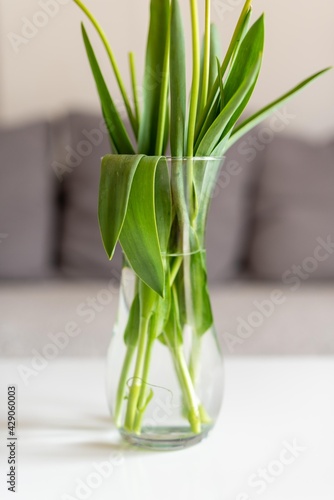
left=0, top=0, right=334, bottom=357
left=1, top=0, right=334, bottom=136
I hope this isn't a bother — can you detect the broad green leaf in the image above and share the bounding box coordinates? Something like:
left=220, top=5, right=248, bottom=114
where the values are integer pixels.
left=124, top=294, right=140, bottom=347
left=98, top=154, right=143, bottom=258
left=196, top=56, right=262, bottom=156
left=138, top=0, right=170, bottom=154
left=170, top=0, right=186, bottom=157
left=162, top=285, right=183, bottom=348
left=229, top=8, right=252, bottom=68
left=224, top=15, right=264, bottom=104
left=153, top=270, right=172, bottom=342
left=155, top=158, right=172, bottom=253
left=190, top=251, right=213, bottom=336
left=194, top=98, right=221, bottom=152
left=227, top=67, right=332, bottom=149
left=208, top=24, right=221, bottom=92
left=120, top=156, right=165, bottom=296
left=81, top=24, right=134, bottom=154
left=210, top=130, right=232, bottom=157
left=139, top=280, right=159, bottom=320
left=193, top=158, right=224, bottom=236
left=217, top=57, right=225, bottom=111
left=216, top=51, right=263, bottom=145
left=155, top=6, right=170, bottom=155
left=195, top=0, right=252, bottom=142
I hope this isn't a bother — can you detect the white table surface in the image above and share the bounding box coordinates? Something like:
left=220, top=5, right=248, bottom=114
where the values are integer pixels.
left=0, top=357, right=333, bottom=500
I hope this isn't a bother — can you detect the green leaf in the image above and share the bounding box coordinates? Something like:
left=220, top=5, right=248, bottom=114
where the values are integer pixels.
left=228, top=8, right=252, bottom=69
left=217, top=57, right=225, bottom=111
left=155, top=158, right=172, bottom=254
left=170, top=0, right=186, bottom=157
left=74, top=1, right=138, bottom=136
left=195, top=0, right=252, bottom=142
left=124, top=294, right=140, bottom=347
left=193, top=158, right=223, bottom=236
left=163, top=285, right=183, bottom=348
left=194, top=98, right=221, bottom=152
left=224, top=15, right=264, bottom=104
left=195, top=12, right=259, bottom=149
left=155, top=6, right=171, bottom=155
left=81, top=24, right=135, bottom=154
left=120, top=156, right=165, bottom=296
left=98, top=154, right=143, bottom=258
left=208, top=24, right=221, bottom=92
left=190, top=251, right=213, bottom=336
left=196, top=56, right=262, bottom=156
left=227, top=67, right=332, bottom=149
left=138, top=0, right=170, bottom=155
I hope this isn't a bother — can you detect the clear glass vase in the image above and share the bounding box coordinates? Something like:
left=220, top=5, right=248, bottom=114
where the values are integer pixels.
left=106, top=157, right=224, bottom=450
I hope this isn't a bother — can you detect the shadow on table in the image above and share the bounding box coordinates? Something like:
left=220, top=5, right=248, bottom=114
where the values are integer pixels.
left=0, top=412, right=148, bottom=460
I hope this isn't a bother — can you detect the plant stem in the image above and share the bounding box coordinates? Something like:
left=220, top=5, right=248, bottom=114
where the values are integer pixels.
left=187, top=0, right=200, bottom=157
left=73, top=0, right=138, bottom=137
left=114, top=344, right=135, bottom=427
left=124, top=315, right=150, bottom=432
left=172, top=345, right=201, bottom=433
left=189, top=334, right=201, bottom=383
left=133, top=332, right=155, bottom=433
left=198, top=0, right=211, bottom=116
left=129, top=52, right=140, bottom=126
left=169, top=255, right=183, bottom=285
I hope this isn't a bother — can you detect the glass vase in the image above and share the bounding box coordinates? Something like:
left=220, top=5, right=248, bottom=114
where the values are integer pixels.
left=106, top=157, right=224, bottom=450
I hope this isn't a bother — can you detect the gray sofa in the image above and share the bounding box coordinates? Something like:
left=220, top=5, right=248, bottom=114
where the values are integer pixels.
left=1, top=112, right=334, bottom=356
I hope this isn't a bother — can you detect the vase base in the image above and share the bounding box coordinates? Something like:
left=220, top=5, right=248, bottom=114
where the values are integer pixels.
left=119, top=425, right=212, bottom=451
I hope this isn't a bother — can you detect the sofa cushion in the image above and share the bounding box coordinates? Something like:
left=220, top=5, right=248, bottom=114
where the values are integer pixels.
left=60, top=112, right=262, bottom=281
left=0, top=121, right=56, bottom=279
left=60, top=112, right=123, bottom=279
left=206, top=137, right=263, bottom=281
left=248, top=135, right=334, bottom=280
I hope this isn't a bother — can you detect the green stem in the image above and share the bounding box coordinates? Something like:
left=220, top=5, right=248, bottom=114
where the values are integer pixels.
left=129, top=52, right=140, bottom=126
left=169, top=255, right=183, bottom=285
left=133, top=332, right=155, bottom=434
left=172, top=345, right=201, bottom=433
left=198, top=0, right=211, bottom=116
left=124, top=315, right=150, bottom=432
left=189, top=334, right=201, bottom=383
left=114, top=344, right=135, bottom=427
left=187, top=0, right=201, bottom=157
left=73, top=0, right=138, bottom=137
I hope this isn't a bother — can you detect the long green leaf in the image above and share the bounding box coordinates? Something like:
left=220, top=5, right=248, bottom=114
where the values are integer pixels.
left=98, top=155, right=143, bottom=258
left=227, top=67, right=332, bottom=148
left=195, top=0, right=252, bottom=141
left=155, top=158, right=172, bottom=253
left=170, top=0, right=186, bottom=157
left=190, top=251, right=213, bottom=336
left=138, top=0, right=170, bottom=155
left=74, top=0, right=138, bottom=136
left=124, top=294, right=140, bottom=347
left=196, top=56, right=262, bottom=155
left=224, top=15, right=264, bottom=104
left=208, top=24, right=221, bottom=98
left=195, top=15, right=263, bottom=152
left=81, top=24, right=135, bottom=154
left=163, top=285, right=183, bottom=348
left=120, top=156, right=165, bottom=296
left=155, top=6, right=171, bottom=155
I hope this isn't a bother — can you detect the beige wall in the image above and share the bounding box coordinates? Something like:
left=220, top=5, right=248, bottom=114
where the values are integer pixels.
left=1, top=0, right=333, bottom=139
